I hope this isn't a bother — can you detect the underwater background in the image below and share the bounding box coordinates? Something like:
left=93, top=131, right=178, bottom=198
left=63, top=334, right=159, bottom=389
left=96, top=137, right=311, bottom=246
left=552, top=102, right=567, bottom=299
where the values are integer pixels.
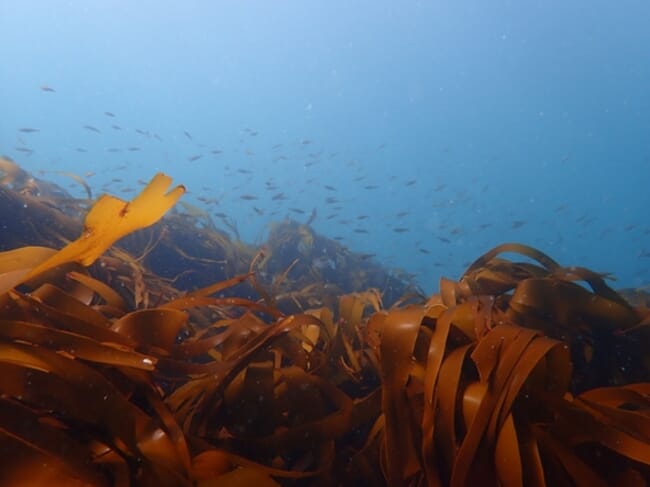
left=2, top=0, right=649, bottom=294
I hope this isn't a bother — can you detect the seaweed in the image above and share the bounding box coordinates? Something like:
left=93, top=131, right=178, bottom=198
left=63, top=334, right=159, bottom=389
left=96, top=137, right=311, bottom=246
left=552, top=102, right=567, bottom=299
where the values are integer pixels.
left=0, top=163, right=649, bottom=486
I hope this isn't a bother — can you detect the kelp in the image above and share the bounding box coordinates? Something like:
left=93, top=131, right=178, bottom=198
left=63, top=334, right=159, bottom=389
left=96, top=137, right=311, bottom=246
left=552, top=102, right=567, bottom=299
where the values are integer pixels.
left=0, top=167, right=650, bottom=485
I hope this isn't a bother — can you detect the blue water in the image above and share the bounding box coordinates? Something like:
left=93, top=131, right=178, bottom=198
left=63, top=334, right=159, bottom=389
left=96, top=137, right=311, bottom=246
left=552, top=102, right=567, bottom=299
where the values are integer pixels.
left=2, top=0, right=649, bottom=293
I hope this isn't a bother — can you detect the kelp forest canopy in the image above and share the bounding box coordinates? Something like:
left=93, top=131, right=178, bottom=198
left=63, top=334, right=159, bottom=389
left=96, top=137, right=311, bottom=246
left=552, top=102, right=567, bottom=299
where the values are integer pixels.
left=1, top=157, right=650, bottom=487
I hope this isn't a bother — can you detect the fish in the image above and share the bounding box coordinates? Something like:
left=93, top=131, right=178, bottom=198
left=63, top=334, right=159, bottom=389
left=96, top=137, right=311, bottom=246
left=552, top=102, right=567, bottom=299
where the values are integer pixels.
left=272, top=192, right=287, bottom=201
left=324, top=185, right=337, bottom=191
left=289, top=208, right=305, bottom=214
left=83, top=125, right=101, bottom=133
left=364, top=185, right=378, bottom=190
left=18, top=128, right=39, bottom=133
left=183, top=130, right=193, bottom=140
left=40, top=85, right=55, bottom=92
left=111, top=125, right=122, bottom=130
left=393, top=227, right=409, bottom=233
left=359, top=253, right=376, bottom=260
left=104, top=111, right=115, bottom=117
left=127, top=147, right=141, bottom=151
left=188, top=155, right=203, bottom=161
left=240, top=194, right=258, bottom=201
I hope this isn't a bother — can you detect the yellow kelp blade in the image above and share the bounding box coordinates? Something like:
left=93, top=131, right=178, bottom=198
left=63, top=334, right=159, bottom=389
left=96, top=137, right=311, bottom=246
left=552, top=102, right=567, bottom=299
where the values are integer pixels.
left=0, top=173, right=184, bottom=293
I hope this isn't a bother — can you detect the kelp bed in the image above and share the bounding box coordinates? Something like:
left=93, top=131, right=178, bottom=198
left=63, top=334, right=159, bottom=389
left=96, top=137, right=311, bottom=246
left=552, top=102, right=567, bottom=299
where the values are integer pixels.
left=1, top=162, right=650, bottom=486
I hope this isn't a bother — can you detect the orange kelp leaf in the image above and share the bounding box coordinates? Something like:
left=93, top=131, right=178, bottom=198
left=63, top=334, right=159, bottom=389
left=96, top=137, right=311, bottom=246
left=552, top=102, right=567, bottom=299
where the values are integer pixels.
left=11, top=289, right=135, bottom=347
left=451, top=325, right=571, bottom=487
left=376, top=305, right=428, bottom=484
left=573, top=388, right=650, bottom=464
left=163, top=272, right=251, bottom=307
left=0, top=397, right=109, bottom=487
left=206, top=467, right=281, bottom=487
left=339, top=294, right=367, bottom=329
left=435, top=344, right=474, bottom=472
left=66, top=270, right=128, bottom=310
left=31, top=282, right=112, bottom=329
left=0, top=343, right=141, bottom=455
left=23, top=173, right=185, bottom=281
left=0, top=246, right=58, bottom=294
left=237, top=366, right=354, bottom=452
left=222, top=360, right=276, bottom=437
left=459, top=243, right=561, bottom=298
left=0, top=344, right=187, bottom=485
left=532, top=424, right=609, bottom=487
left=137, top=380, right=193, bottom=476
left=508, top=278, right=639, bottom=330
left=0, top=246, right=57, bottom=271
left=0, top=319, right=156, bottom=370
left=464, top=243, right=560, bottom=276
left=191, top=450, right=233, bottom=481
left=421, top=303, right=474, bottom=483
left=173, top=314, right=326, bottom=434
left=550, top=265, right=629, bottom=306
left=111, top=308, right=188, bottom=352
left=163, top=295, right=284, bottom=319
